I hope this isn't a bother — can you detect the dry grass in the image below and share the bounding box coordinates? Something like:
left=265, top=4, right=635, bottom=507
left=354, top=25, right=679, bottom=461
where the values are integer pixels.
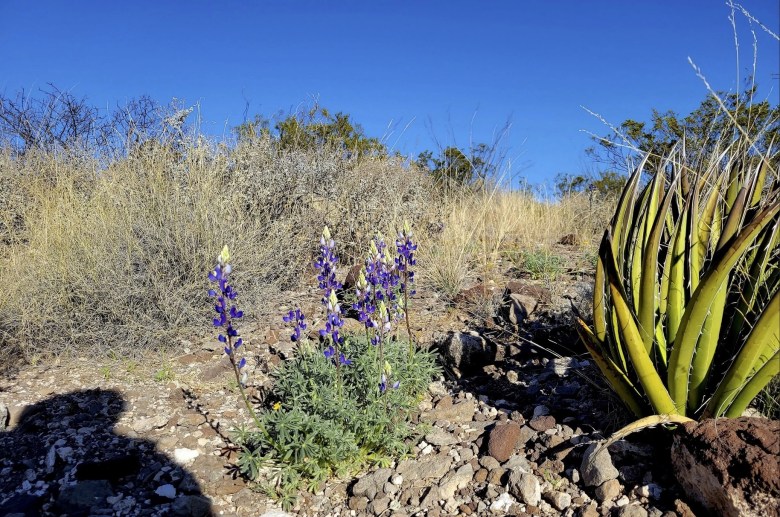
left=417, top=188, right=614, bottom=300
left=0, top=138, right=439, bottom=368
left=0, top=136, right=616, bottom=371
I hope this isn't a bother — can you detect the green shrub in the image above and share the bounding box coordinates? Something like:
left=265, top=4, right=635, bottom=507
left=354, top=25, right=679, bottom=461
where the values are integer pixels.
left=236, top=337, right=438, bottom=507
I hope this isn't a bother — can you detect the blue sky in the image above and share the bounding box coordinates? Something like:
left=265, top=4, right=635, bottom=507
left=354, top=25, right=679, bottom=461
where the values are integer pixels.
left=1, top=1, right=778, bottom=186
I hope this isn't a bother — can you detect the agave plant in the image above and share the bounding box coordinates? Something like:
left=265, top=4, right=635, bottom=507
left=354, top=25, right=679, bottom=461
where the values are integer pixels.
left=578, top=138, right=779, bottom=420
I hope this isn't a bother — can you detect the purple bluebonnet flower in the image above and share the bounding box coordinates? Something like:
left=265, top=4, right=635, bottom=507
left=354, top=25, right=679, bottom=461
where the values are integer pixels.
left=208, top=246, right=248, bottom=375
left=283, top=308, right=307, bottom=342
left=314, top=228, right=351, bottom=366
left=379, top=373, right=401, bottom=393
left=314, top=226, right=342, bottom=299
left=395, top=221, right=418, bottom=297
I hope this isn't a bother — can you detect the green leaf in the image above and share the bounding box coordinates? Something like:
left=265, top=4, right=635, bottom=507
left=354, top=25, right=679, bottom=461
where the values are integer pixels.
left=668, top=200, right=780, bottom=415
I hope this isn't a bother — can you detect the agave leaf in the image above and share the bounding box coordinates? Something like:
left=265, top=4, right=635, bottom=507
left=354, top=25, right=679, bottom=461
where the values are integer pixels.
left=724, top=158, right=743, bottom=215
left=577, top=319, right=645, bottom=417
left=706, top=288, right=779, bottom=418
left=723, top=350, right=779, bottom=418
left=639, top=170, right=678, bottom=360
left=748, top=159, right=768, bottom=209
left=724, top=222, right=780, bottom=346
left=666, top=199, right=689, bottom=346
left=629, top=181, right=656, bottom=312
left=601, top=234, right=678, bottom=415
left=716, top=186, right=748, bottom=252
left=610, top=159, right=646, bottom=264
left=697, top=172, right=725, bottom=269
left=594, top=247, right=608, bottom=343
left=668, top=200, right=780, bottom=415
left=687, top=281, right=727, bottom=410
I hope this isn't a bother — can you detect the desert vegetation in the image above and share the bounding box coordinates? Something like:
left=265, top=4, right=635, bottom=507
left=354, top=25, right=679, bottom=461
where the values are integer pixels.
left=0, top=63, right=778, bottom=512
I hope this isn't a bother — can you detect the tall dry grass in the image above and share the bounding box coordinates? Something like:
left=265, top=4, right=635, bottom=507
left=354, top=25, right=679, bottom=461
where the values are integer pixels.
left=0, top=137, right=437, bottom=368
left=0, top=135, right=615, bottom=370
left=418, top=188, right=614, bottom=299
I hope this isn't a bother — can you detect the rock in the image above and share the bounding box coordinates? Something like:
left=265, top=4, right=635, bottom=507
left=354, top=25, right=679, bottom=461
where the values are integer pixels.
left=529, top=415, right=556, bottom=432
left=580, top=442, right=619, bottom=486
left=504, top=293, right=531, bottom=329
left=546, top=491, right=572, bottom=511
left=671, top=417, right=779, bottom=517
left=348, top=496, right=368, bottom=511
left=155, top=484, right=176, bottom=499
left=131, top=414, right=169, bottom=433
left=490, top=492, right=515, bottom=513
left=487, top=467, right=506, bottom=485
left=615, top=505, right=649, bottom=517
left=549, top=357, right=575, bottom=376
left=503, top=454, right=531, bottom=473
left=342, top=263, right=364, bottom=292
left=396, top=454, right=452, bottom=482
left=421, top=399, right=475, bottom=423
left=56, top=480, right=114, bottom=513
left=480, top=455, right=501, bottom=470
left=425, top=428, right=458, bottom=446
left=517, top=425, right=537, bottom=446
left=258, top=512, right=294, bottom=517
left=352, top=468, right=392, bottom=500
left=507, top=470, right=541, bottom=506
left=170, top=494, right=213, bottom=516
left=595, top=478, right=621, bottom=502
left=0, top=493, right=44, bottom=516
left=419, top=486, right=440, bottom=508
left=439, top=331, right=496, bottom=374
left=438, top=463, right=474, bottom=499
left=578, top=503, right=599, bottom=517
left=369, top=496, right=391, bottom=515
left=487, top=422, right=521, bottom=462
left=173, top=448, right=200, bottom=466
left=558, top=233, right=578, bottom=245
left=0, top=403, right=7, bottom=430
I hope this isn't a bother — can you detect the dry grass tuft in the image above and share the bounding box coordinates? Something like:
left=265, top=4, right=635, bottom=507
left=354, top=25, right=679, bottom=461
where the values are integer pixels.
left=418, top=188, right=614, bottom=299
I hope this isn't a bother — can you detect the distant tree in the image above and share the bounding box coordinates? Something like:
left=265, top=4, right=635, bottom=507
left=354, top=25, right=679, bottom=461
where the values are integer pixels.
left=416, top=143, right=498, bottom=188
left=554, top=170, right=627, bottom=198
left=238, top=105, right=386, bottom=159
left=233, top=114, right=271, bottom=143
left=0, top=83, right=109, bottom=153
left=588, top=83, right=779, bottom=173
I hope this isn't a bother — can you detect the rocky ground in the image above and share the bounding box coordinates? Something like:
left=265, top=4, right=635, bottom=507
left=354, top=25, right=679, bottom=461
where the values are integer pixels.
left=0, top=249, right=776, bottom=517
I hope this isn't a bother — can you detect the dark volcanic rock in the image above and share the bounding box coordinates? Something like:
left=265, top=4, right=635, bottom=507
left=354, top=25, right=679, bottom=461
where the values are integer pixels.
left=671, top=417, right=779, bottom=517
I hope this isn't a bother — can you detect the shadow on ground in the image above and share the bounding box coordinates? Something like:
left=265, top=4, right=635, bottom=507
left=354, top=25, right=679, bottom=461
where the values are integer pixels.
left=0, top=388, right=213, bottom=516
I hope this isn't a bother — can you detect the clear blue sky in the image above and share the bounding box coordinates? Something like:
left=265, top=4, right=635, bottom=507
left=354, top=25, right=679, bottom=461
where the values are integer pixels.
left=1, top=1, right=778, bottom=186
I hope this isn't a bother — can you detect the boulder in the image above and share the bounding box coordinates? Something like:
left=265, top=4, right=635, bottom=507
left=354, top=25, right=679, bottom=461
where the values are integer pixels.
left=671, top=417, right=779, bottom=517
left=439, top=331, right=496, bottom=375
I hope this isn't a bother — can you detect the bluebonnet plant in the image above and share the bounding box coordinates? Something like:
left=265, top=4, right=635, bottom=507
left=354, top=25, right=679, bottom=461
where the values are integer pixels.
left=395, top=221, right=418, bottom=356
left=282, top=308, right=307, bottom=342
left=283, top=227, right=352, bottom=366
left=208, top=246, right=267, bottom=435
